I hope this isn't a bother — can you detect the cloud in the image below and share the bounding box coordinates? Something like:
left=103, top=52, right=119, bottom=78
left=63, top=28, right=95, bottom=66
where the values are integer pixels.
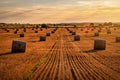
left=0, top=0, right=120, bottom=23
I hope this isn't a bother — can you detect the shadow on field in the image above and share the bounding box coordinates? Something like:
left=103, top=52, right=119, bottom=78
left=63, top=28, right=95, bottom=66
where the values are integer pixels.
left=0, top=52, right=24, bottom=56
left=67, top=40, right=74, bottom=42
left=112, top=41, right=120, bottom=43
left=90, top=36, right=97, bottom=37
left=82, top=49, right=106, bottom=53
left=82, top=49, right=97, bottom=53
left=0, top=52, right=12, bottom=56
left=64, top=34, right=73, bottom=36
left=29, top=40, right=39, bottom=42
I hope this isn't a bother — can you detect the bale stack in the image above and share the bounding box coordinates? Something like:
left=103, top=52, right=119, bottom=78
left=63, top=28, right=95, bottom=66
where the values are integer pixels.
left=94, top=39, right=106, bottom=50
left=40, top=36, right=46, bottom=41
left=94, top=32, right=99, bottom=36
left=116, top=37, right=120, bottom=42
left=74, top=35, right=80, bottom=41
left=11, top=40, right=26, bottom=53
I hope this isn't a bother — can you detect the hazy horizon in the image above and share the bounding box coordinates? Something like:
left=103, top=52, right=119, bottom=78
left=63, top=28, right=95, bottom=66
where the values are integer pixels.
left=0, top=0, right=120, bottom=23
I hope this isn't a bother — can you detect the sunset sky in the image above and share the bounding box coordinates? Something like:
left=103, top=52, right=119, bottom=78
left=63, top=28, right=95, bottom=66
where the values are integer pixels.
left=0, top=0, right=120, bottom=23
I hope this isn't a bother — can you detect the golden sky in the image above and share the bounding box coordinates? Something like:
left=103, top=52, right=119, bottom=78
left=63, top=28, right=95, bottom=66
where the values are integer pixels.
left=0, top=0, right=120, bottom=23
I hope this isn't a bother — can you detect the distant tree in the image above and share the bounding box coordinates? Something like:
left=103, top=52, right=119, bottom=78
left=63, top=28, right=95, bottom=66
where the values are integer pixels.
left=108, top=22, right=112, bottom=25
left=36, top=25, right=39, bottom=28
left=90, top=23, right=94, bottom=26
left=98, top=24, right=102, bottom=28
left=52, top=24, right=56, bottom=27
left=41, top=24, right=49, bottom=28
left=74, top=25, right=77, bottom=28
left=104, top=22, right=107, bottom=26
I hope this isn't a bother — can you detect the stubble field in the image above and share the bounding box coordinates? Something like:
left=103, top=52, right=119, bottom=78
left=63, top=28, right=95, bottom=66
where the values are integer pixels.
left=0, top=26, right=120, bottom=80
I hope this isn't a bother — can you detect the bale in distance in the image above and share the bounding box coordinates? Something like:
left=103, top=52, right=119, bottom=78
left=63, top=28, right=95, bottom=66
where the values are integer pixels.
left=35, top=30, right=38, bottom=33
left=6, top=29, right=10, bottom=32
left=40, top=28, right=43, bottom=31
left=98, top=30, right=101, bottom=32
left=51, top=31, right=55, bottom=33
left=46, top=32, right=50, bottom=36
left=91, top=28, right=94, bottom=31
left=72, top=32, right=76, bottom=35
left=116, top=37, right=120, bottom=42
left=94, top=39, right=106, bottom=50
left=23, top=28, right=26, bottom=32
left=32, top=28, right=34, bottom=30
left=16, top=28, right=19, bottom=31
left=14, top=31, right=17, bottom=34
left=66, top=28, right=70, bottom=31
left=85, top=31, right=88, bottom=33
left=69, top=30, right=73, bottom=33
left=94, top=32, right=99, bottom=36
left=81, top=28, right=83, bottom=31
left=20, top=33, right=24, bottom=37
left=67, top=29, right=70, bottom=31
left=40, top=36, right=46, bottom=41
left=74, top=35, right=80, bottom=41
left=107, top=30, right=111, bottom=34
left=12, top=40, right=26, bottom=53
left=53, top=29, right=56, bottom=32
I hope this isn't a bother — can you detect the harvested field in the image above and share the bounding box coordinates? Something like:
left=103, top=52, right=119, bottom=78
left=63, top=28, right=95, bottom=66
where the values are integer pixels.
left=0, top=26, right=120, bottom=80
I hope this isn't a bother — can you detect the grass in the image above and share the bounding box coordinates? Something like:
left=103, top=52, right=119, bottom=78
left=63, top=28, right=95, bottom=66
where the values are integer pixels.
left=23, top=53, right=49, bottom=80
left=23, top=42, right=56, bottom=80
